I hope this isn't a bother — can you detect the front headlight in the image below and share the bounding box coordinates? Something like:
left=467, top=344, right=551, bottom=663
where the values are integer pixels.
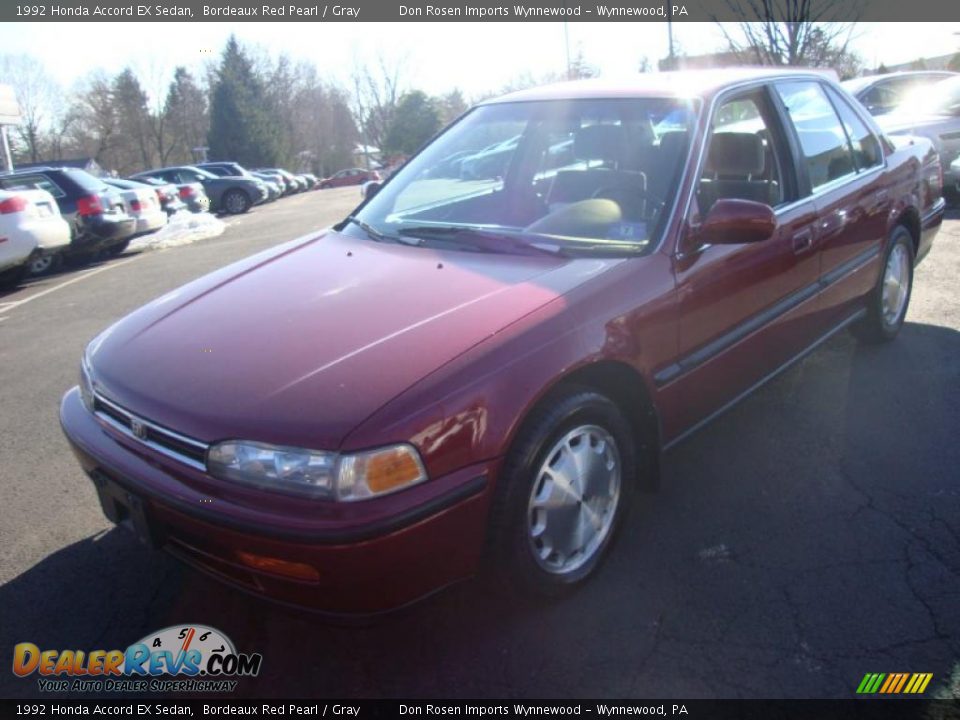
left=79, top=356, right=95, bottom=412
left=206, top=441, right=427, bottom=501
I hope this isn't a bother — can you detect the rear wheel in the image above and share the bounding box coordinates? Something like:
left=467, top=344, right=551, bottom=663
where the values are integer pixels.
left=852, top=226, right=914, bottom=344
left=488, top=389, right=636, bottom=597
left=222, top=189, right=251, bottom=215
left=0, top=264, right=27, bottom=290
left=28, top=253, right=57, bottom=276
left=105, top=239, right=131, bottom=257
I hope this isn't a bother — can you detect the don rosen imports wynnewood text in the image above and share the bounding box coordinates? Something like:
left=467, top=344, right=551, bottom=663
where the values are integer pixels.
left=16, top=4, right=357, bottom=18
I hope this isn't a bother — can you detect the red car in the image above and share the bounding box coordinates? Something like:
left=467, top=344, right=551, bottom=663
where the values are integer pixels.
left=319, top=167, right=380, bottom=189
left=61, top=69, right=945, bottom=615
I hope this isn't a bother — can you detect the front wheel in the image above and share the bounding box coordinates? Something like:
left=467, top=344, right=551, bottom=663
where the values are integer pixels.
left=488, top=389, right=636, bottom=597
left=222, top=189, right=251, bottom=215
left=852, top=226, right=914, bottom=344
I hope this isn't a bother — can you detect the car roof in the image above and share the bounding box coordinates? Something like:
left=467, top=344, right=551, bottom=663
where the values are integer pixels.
left=843, top=70, right=956, bottom=89
left=483, top=68, right=839, bottom=105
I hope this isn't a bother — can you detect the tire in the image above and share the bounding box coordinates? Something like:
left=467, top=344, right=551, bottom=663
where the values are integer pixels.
left=222, top=189, right=251, bottom=215
left=105, top=239, right=131, bottom=257
left=487, top=388, right=637, bottom=598
left=28, top=253, right=58, bottom=276
left=852, top=226, right=915, bottom=344
left=0, top=264, right=28, bottom=290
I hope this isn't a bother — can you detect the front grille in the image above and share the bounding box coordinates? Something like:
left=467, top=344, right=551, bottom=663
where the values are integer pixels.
left=92, top=392, right=209, bottom=470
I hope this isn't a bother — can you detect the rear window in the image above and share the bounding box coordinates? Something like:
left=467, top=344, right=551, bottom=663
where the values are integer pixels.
left=64, top=169, right=111, bottom=194
left=0, top=174, right=65, bottom=198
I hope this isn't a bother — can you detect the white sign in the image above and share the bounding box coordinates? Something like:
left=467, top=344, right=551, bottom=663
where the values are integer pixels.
left=0, top=85, right=22, bottom=126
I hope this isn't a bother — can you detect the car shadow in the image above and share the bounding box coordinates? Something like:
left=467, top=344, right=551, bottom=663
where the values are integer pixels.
left=1, top=321, right=958, bottom=699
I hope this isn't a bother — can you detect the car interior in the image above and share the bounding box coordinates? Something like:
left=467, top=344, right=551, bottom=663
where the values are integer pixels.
left=383, top=107, right=694, bottom=247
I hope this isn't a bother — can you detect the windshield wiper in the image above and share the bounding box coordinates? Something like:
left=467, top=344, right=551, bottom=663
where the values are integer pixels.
left=397, top=226, right=566, bottom=257
left=345, top=216, right=419, bottom=246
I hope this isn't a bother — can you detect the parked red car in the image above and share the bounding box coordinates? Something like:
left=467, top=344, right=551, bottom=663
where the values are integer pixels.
left=61, top=69, right=944, bottom=615
left=319, top=167, right=380, bottom=189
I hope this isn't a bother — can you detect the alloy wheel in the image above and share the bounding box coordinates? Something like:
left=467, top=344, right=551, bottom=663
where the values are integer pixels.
left=527, top=424, right=621, bottom=575
left=881, top=242, right=910, bottom=327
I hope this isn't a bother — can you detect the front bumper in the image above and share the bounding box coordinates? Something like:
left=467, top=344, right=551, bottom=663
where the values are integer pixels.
left=60, top=387, right=493, bottom=614
left=945, top=163, right=960, bottom=201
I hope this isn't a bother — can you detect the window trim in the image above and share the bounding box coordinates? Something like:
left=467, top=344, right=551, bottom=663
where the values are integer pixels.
left=697, top=85, right=796, bottom=214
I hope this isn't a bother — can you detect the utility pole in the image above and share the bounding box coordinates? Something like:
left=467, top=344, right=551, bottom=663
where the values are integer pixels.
left=0, top=84, right=21, bottom=172
left=667, top=9, right=675, bottom=70
left=564, top=21, right=572, bottom=79
left=1, top=126, right=12, bottom=173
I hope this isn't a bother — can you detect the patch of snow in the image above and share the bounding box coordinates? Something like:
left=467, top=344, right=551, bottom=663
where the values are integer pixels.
left=129, top=212, right=225, bottom=252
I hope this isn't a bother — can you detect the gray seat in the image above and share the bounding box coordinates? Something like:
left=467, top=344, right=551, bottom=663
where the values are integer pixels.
left=699, top=132, right=779, bottom=210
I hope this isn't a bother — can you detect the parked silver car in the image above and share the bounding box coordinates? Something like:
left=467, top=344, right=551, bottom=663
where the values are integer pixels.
left=877, top=75, right=960, bottom=201
left=843, top=71, right=955, bottom=116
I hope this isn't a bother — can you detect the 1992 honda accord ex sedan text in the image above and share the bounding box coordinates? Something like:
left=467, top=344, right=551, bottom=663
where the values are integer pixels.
left=61, top=69, right=945, bottom=614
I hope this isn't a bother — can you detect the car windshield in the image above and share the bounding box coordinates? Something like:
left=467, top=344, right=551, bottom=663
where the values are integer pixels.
left=346, top=97, right=697, bottom=256
left=892, top=76, right=960, bottom=116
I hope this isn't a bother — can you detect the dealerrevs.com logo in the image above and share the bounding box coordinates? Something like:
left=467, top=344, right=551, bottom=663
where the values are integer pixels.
left=12, top=624, right=263, bottom=693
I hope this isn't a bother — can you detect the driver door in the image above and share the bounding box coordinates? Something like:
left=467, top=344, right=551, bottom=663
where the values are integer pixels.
left=664, top=85, right=822, bottom=438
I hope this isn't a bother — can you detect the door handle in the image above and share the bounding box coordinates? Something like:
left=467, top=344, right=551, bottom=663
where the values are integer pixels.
left=792, top=230, right=814, bottom=254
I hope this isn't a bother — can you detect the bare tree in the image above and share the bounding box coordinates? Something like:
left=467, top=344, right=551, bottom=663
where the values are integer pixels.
left=0, top=54, right=62, bottom=162
left=350, top=53, right=408, bottom=153
left=715, top=2, right=863, bottom=76
left=65, top=72, right=117, bottom=166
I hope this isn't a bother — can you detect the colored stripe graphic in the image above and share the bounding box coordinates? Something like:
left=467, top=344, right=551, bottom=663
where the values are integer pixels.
left=856, top=672, right=932, bottom=694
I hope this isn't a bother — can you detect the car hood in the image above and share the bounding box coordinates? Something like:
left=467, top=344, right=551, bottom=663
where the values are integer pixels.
left=88, top=230, right=619, bottom=450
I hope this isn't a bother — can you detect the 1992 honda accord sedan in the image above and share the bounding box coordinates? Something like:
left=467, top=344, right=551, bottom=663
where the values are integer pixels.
left=61, top=69, right=945, bottom=614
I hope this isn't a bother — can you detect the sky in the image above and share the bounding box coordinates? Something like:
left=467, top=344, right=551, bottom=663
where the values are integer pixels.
left=0, top=22, right=959, bottom=100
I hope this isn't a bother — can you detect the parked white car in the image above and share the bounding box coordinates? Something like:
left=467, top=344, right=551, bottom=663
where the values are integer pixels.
left=0, top=188, right=71, bottom=288
left=104, top=178, right=168, bottom=237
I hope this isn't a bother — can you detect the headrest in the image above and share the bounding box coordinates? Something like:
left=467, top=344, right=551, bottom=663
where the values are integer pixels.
left=574, top=124, right=625, bottom=162
left=658, top=132, right=690, bottom=158
left=705, top=132, right=765, bottom=176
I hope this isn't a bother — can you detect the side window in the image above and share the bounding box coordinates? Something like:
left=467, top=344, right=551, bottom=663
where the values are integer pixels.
left=698, top=90, right=785, bottom=213
left=826, top=87, right=883, bottom=171
left=776, top=81, right=856, bottom=191
left=0, top=174, right=65, bottom=198
left=861, top=84, right=899, bottom=114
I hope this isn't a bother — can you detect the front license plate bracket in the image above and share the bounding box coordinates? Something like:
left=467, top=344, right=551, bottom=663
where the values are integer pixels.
left=90, top=470, right=159, bottom=549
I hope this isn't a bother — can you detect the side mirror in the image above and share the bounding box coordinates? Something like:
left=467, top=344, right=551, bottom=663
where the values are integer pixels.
left=363, top=182, right=382, bottom=200
left=698, top=198, right=777, bottom=245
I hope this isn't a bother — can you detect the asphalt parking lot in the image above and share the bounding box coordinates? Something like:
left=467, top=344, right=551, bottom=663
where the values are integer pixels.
left=0, top=190, right=957, bottom=700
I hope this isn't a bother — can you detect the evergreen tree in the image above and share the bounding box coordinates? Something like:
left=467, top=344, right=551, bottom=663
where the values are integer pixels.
left=112, top=68, right=155, bottom=172
left=383, top=91, right=441, bottom=156
left=208, top=36, right=280, bottom=166
left=164, top=67, right=208, bottom=165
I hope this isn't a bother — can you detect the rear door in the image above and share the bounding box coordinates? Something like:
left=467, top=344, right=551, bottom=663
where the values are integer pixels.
left=775, top=80, right=890, bottom=327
